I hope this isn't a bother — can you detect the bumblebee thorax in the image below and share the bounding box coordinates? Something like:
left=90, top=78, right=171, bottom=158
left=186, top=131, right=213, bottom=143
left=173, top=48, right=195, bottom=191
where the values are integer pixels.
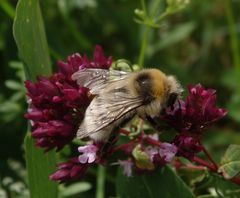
left=131, top=69, right=167, bottom=104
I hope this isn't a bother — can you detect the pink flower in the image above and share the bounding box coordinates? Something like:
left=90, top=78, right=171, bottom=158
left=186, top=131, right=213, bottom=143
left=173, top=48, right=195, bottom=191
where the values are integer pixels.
left=78, top=145, right=98, bottom=164
left=159, top=143, right=178, bottom=162
left=80, top=45, right=112, bottom=69
left=117, top=160, right=134, bottom=177
left=57, top=45, right=111, bottom=80
left=25, top=74, right=89, bottom=151
left=162, top=84, right=227, bottom=133
left=31, top=121, right=74, bottom=151
left=25, top=45, right=112, bottom=151
left=173, top=133, right=202, bottom=159
left=25, top=45, right=227, bottom=183
left=49, top=158, right=89, bottom=183
left=144, top=143, right=177, bottom=166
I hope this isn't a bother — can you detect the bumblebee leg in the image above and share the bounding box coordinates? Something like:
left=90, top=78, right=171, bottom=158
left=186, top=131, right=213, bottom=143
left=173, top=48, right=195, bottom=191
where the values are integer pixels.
left=145, top=115, right=164, bottom=131
left=99, top=131, right=119, bottom=159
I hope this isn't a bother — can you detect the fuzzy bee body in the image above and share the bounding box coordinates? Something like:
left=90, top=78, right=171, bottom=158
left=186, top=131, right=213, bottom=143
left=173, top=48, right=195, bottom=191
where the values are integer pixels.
left=72, top=68, right=182, bottom=142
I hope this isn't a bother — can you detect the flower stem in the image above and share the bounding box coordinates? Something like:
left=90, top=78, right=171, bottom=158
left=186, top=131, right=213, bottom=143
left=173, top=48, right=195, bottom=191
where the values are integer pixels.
left=193, top=156, right=240, bottom=186
left=144, top=136, right=161, bottom=146
left=201, top=145, right=218, bottom=170
left=96, top=165, right=106, bottom=198
left=175, top=159, right=206, bottom=171
left=192, top=156, right=217, bottom=172
left=138, top=26, right=150, bottom=68
left=112, top=140, right=136, bottom=153
left=119, top=128, right=162, bottom=147
left=141, top=0, right=147, bottom=14
left=137, top=0, right=162, bottom=68
left=119, top=128, right=131, bottom=135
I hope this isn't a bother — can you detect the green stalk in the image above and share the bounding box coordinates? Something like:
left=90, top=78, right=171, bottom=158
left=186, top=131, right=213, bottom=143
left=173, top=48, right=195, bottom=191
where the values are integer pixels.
left=225, top=0, right=240, bottom=92
left=150, top=0, right=161, bottom=17
left=138, top=26, right=150, bottom=68
left=141, top=0, right=147, bottom=13
left=96, top=165, right=106, bottom=198
left=13, top=0, right=57, bottom=197
left=137, top=0, right=163, bottom=68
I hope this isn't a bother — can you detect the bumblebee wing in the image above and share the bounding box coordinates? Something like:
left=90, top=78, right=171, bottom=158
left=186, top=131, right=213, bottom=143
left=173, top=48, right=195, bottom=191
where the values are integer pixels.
left=71, top=69, right=129, bottom=94
left=77, top=90, right=143, bottom=139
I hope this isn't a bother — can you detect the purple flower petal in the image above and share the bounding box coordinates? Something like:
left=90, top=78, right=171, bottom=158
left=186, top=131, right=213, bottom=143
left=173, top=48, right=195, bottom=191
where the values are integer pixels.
left=159, top=143, right=178, bottom=162
left=118, top=160, right=133, bottom=177
left=78, top=145, right=98, bottom=164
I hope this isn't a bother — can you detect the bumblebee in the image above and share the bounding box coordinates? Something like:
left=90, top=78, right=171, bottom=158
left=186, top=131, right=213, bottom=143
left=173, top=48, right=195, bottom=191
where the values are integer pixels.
left=72, top=68, right=182, bottom=142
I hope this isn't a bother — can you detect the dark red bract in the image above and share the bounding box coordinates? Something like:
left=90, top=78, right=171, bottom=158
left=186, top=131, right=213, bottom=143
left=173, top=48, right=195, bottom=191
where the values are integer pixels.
left=162, top=84, right=227, bottom=133
left=49, top=158, right=89, bottom=183
left=173, top=133, right=202, bottom=159
left=25, top=45, right=112, bottom=151
left=161, top=84, right=227, bottom=159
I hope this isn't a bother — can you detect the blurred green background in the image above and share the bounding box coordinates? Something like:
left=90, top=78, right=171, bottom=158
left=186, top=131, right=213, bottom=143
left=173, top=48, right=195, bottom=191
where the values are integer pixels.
left=1, top=0, right=240, bottom=197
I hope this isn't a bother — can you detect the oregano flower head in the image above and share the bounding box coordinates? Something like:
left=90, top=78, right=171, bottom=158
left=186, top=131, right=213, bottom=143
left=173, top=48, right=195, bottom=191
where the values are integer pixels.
left=24, top=46, right=227, bottom=183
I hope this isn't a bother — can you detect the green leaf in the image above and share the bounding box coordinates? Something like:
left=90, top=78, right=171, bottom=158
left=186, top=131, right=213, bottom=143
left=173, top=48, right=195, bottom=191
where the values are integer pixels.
left=13, top=0, right=52, bottom=81
left=219, top=144, right=240, bottom=179
left=197, top=174, right=240, bottom=198
left=116, top=166, right=195, bottom=198
left=60, top=182, right=92, bottom=197
left=211, top=175, right=240, bottom=198
left=0, top=101, right=21, bottom=122
left=148, top=22, right=196, bottom=56
left=197, top=195, right=215, bottom=198
left=5, top=80, right=23, bottom=91
left=0, top=101, right=21, bottom=113
left=13, top=0, right=57, bottom=197
left=24, top=133, right=57, bottom=198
